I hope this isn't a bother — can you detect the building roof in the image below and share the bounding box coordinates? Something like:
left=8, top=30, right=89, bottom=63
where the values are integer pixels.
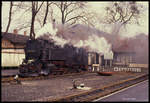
left=2, top=32, right=30, bottom=45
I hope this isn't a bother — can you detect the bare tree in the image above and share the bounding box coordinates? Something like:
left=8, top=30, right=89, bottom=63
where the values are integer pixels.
left=53, top=1, right=89, bottom=25
left=105, top=2, right=144, bottom=26
left=30, top=1, right=44, bottom=39
left=11, top=2, right=32, bottom=33
left=5, top=1, right=13, bottom=33
left=43, top=1, right=53, bottom=26
left=49, top=6, right=54, bottom=23
left=103, top=1, right=145, bottom=35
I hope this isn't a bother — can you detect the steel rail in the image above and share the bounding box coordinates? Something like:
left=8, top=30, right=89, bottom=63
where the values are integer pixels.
left=45, top=74, right=148, bottom=102
left=2, top=71, right=91, bottom=83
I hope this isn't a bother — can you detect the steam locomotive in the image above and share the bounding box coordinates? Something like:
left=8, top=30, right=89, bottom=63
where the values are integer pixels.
left=19, top=38, right=88, bottom=77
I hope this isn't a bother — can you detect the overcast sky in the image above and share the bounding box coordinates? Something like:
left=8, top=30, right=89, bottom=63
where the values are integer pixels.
left=2, top=1, right=149, bottom=37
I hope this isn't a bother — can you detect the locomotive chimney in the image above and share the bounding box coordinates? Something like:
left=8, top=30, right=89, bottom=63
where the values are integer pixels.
left=13, top=29, right=18, bottom=34
left=52, top=19, right=56, bottom=29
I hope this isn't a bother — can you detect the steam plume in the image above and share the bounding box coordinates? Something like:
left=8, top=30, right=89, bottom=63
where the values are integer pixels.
left=36, top=22, right=148, bottom=63
left=36, top=23, right=112, bottom=55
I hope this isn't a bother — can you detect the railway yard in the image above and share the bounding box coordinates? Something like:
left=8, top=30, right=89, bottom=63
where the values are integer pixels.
left=1, top=1, right=149, bottom=102
left=1, top=68, right=149, bottom=102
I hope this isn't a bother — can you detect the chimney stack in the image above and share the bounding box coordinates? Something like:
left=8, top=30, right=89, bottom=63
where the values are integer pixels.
left=13, top=29, right=18, bottom=34
left=24, top=31, right=27, bottom=36
left=52, top=19, right=56, bottom=29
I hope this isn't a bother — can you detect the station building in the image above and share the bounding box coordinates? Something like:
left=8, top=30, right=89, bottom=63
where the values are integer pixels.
left=1, top=29, right=29, bottom=68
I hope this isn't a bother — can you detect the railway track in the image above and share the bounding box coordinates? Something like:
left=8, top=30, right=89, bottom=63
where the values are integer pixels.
left=2, top=71, right=91, bottom=83
left=44, top=74, right=148, bottom=102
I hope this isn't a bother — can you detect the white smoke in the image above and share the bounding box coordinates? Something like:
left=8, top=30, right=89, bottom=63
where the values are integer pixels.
left=74, top=35, right=112, bottom=54
left=36, top=23, right=68, bottom=47
left=36, top=23, right=57, bottom=37
left=49, top=35, right=69, bottom=47
left=36, top=22, right=113, bottom=56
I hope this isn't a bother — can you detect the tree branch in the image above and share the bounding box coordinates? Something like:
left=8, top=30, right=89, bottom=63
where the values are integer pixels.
left=66, top=15, right=84, bottom=23
left=64, top=7, right=79, bottom=22
left=5, top=1, right=13, bottom=33
left=122, top=12, right=134, bottom=25
left=36, top=1, right=44, bottom=14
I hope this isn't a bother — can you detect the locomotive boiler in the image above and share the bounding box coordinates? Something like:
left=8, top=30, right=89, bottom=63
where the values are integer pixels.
left=19, top=38, right=88, bottom=77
